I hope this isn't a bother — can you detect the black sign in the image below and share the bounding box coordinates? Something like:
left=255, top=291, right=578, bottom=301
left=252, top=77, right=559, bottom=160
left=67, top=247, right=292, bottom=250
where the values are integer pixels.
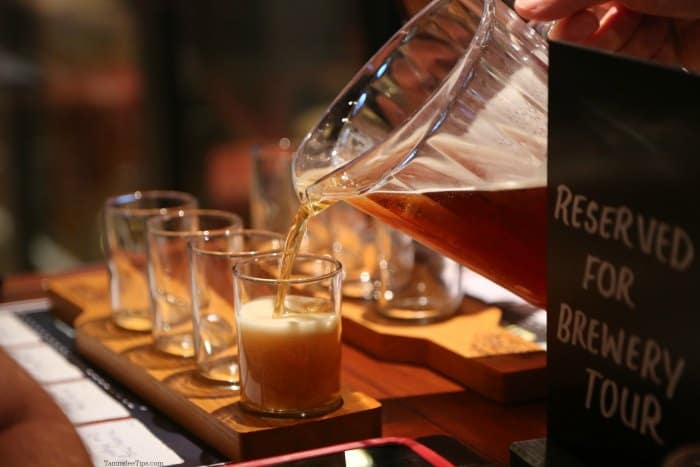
left=547, top=42, right=700, bottom=466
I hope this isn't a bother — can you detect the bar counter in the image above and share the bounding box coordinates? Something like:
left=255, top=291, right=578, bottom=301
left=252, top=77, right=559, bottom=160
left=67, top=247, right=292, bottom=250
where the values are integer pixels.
left=0, top=266, right=546, bottom=466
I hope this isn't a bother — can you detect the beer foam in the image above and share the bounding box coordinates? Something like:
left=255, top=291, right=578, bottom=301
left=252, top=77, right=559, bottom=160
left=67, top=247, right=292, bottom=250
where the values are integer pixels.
left=238, top=296, right=339, bottom=335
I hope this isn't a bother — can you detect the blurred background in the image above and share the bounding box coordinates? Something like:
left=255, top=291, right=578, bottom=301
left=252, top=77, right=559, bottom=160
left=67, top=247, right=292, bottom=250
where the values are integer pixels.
left=0, top=0, right=411, bottom=275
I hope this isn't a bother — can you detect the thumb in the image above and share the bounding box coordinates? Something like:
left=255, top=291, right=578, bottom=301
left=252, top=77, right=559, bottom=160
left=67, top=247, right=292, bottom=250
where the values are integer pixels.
left=515, top=0, right=604, bottom=21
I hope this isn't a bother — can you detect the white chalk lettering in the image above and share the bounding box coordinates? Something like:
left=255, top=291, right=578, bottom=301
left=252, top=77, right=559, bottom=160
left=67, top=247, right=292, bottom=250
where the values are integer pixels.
left=584, top=367, right=665, bottom=446
left=584, top=199, right=599, bottom=234
left=670, top=228, right=695, bottom=272
left=638, top=216, right=657, bottom=255
left=585, top=368, right=603, bottom=409
left=581, top=255, right=601, bottom=292
left=664, top=353, right=685, bottom=400
left=559, top=304, right=686, bottom=400
left=553, top=185, right=695, bottom=270
left=599, top=206, right=615, bottom=239
left=601, top=323, right=625, bottom=365
left=557, top=303, right=573, bottom=343
left=571, top=194, right=586, bottom=229
left=600, top=378, right=619, bottom=418
left=581, top=255, right=636, bottom=309
left=640, top=395, right=664, bottom=445
left=620, top=385, right=640, bottom=430
left=655, top=222, right=671, bottom=264
left=573, top=309, right=587, bottom=349
left=626, top=335, right=641, bottom=372
left=554, top=184, right=572, bottom=226
left=587, top=319, right=600, bottom=356
left=640, top=339, right=662, bottom=387
left=614, top=206, right=634, bottom=248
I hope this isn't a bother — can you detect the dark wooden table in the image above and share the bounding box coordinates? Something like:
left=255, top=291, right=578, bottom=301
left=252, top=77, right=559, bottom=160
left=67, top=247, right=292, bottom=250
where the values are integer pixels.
left=1, top=268, right=547, bottom=466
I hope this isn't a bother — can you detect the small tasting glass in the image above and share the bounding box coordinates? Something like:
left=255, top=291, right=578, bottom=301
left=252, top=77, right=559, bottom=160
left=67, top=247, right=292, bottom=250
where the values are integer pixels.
left=102, top=190, right=197, bottom=331
left=146, top=209, right=243, bottom=357
left=233, top=253, right=343, bottom=418
left=189, top=230, right=283, bottom=383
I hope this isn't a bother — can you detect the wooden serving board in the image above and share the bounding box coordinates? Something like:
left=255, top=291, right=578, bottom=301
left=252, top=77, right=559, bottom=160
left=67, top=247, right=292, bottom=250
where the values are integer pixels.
left=341, top=297, right=546, bottom=403
left=47, top=269, right=382, bottom=462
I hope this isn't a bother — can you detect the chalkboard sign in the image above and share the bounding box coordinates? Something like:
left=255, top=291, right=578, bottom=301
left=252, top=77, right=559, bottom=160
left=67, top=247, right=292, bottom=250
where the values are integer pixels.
left=547, top=42, right=700, bottom=466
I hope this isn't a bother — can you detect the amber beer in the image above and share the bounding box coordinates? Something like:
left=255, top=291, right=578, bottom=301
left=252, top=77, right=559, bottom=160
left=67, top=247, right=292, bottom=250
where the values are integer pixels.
left=237, top=295, right=342, bottom=414
left=349, top=185, right=547, bottom=308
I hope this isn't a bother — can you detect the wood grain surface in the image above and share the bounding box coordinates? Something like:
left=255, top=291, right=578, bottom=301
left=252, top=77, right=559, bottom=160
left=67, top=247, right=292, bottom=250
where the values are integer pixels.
left=341, top=294, right=546, bottom=403
left=6, top=266, right=548, bottom=466
left=48, top=270, right=381, bottom=462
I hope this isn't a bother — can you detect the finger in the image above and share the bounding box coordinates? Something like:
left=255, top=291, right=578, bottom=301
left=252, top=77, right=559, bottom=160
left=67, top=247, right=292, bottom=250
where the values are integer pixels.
left=515, top=0, right=605, bottom=21
left=516, top=0, right=700, bottom=21
left=549, top=10, right=600, bottom=41
left=618, top=16, right=670, bottom=60
left=621, top=0, right=700, bottom=19
left=591, top=2, right=619, bottom=20
left=585, top=4, right=643, bottom=51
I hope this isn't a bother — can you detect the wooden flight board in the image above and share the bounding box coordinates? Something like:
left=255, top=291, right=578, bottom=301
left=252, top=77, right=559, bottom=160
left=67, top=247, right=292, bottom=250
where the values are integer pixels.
left=50, top=268, right=546, bottom=406
left=341, top=297, right=545, bottom=403
left=47, top=269, right=382, bottom=462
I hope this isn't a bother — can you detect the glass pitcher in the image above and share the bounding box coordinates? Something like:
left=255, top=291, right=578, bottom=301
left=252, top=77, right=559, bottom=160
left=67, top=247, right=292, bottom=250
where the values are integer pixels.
left=293, top=0, right=548, bottom=307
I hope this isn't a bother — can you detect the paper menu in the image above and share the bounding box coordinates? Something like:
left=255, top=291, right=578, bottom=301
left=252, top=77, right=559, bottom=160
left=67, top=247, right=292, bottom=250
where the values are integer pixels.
left=46, top=379, right=130, bottom=425
left=77, top=418, right=184, bottom=467
left=0, top=308, right=189, bottom=466
left=0, top=313, right=42, bottom=347
left=6, top=344, right=83, bottom=384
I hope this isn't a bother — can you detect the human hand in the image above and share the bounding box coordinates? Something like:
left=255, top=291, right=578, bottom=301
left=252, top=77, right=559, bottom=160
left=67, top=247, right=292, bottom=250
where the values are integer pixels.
left=514, top=0, right=700, bottom=73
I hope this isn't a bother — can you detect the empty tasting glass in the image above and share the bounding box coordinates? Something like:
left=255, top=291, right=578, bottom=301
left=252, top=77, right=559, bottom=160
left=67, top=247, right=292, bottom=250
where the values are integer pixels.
left=147, top=209, right=243, bottom=357
left=376, top=240, right=463, bottom=323
left=249, top=139, right=333, bottom=260
left=233, top=253, right=343, bottom=418
left=249, top=140, right=411, bottom=300
left=249, top=139, right=299, bottom=235
left=325, top=202, right=414, bottom=299
left=102, top=190, right=197, bottom=331
left=189, top=230, right=283, bottom=384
